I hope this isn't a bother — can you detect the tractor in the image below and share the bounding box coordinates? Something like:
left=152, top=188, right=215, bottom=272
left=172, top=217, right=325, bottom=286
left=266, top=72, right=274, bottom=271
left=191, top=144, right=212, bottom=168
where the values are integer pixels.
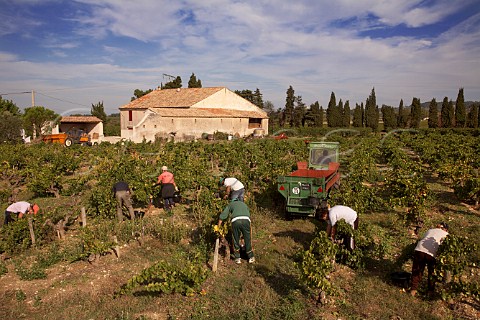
left=277, top=141, right=340, bottom=219
left=42, top=128, right=91, bottom=147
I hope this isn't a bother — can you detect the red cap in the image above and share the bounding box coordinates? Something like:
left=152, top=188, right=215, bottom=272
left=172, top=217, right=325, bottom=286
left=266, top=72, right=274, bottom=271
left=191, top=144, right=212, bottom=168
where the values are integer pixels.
left=33, top=204, right=40, bottom=214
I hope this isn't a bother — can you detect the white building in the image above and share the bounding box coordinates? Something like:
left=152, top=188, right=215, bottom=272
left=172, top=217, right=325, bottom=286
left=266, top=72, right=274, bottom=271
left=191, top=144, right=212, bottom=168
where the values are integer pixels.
left=119, top=87, right=269, bottom=142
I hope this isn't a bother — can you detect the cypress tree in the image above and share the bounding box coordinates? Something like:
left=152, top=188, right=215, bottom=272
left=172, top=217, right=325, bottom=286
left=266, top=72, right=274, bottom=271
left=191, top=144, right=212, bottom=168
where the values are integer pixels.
left=381, top=105, right=397, bottom=130
left=441, top=97, right=451, bottom=127
left=361, top=103, right=365, bottom=127
left=467, top=104, right=479, bottom=128
left=293, top=95, right=306, bottom=127
left=91, top=101, right=107, bottom=123
left=365, top=88, right=379, bottom=131
left=428, top=98, right=438, bottom=128
left=442, top=98, right=455, bottom=128
left=410, top=97, right=422, bottom=128
left=326, top=92, right=338, bottom=127
left=342, top=100, right=351, bottom=127
left=310, top=101, right=322, bottom=127
left=253, top=88, right=264, bottom=109
left=352, top=103, right=363, bottom=127
left=455, top=88, right=466, bottom=127
left=188, top=73, right=202, bottom=88
left=284, top=86, right=295, bottom=127
left=338, top=99, right=344, bottom=127
left=397, top=99, right=408, bottom=128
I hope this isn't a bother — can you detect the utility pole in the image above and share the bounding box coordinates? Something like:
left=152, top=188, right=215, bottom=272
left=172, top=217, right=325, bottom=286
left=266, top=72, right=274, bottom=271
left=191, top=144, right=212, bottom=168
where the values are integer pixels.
left=31, top=90, right=35, bottom=107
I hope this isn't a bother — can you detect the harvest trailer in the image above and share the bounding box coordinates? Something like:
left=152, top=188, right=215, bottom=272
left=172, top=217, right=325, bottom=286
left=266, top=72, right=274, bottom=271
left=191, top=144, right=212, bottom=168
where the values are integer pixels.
left=277, top=141, right=340, bottom=219
left=42, top=128, right=91, bottom=147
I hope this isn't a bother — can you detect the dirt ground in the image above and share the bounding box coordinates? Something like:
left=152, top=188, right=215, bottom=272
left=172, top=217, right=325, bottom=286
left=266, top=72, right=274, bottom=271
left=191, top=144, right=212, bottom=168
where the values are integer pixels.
left=1, top=198, right=479, bottom=320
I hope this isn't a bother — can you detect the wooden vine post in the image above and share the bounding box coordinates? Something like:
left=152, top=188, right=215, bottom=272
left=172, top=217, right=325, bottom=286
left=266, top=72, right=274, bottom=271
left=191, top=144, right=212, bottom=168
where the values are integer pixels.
left=212, top=237, right=220, bottom=273
left=81, top=207, right=87, bottom=227
left=113, top=236, right=120, bottom=258
left=28, top=217, right=36, bottom=246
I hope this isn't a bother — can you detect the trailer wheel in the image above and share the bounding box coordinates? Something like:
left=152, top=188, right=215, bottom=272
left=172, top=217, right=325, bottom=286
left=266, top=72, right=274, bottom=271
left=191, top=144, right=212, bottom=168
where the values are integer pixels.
left=64, top=138, right=73, bottom=147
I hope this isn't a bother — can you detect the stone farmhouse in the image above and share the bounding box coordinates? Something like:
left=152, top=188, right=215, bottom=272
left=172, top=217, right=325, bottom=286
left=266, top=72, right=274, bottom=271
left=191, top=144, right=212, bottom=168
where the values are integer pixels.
left=119, top=87, right=269, bottom=142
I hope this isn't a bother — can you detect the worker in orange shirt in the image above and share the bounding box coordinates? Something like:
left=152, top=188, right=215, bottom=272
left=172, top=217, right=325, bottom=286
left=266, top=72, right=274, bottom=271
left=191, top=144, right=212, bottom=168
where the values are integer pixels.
left=157, top=166, right=178, bottom=212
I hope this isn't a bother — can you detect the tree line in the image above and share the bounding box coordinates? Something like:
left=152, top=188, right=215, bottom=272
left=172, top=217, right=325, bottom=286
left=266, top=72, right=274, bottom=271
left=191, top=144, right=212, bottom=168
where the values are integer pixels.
left=2, top=73, right=479, bottom=144
left=268, top=86, right=479, bottom=131
left=0, top=98, right=113, bottom=143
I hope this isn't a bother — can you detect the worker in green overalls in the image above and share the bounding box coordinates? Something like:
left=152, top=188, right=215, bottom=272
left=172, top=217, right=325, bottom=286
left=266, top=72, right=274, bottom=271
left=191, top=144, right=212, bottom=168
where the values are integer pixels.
left=217, top=198, right=255, bottom=264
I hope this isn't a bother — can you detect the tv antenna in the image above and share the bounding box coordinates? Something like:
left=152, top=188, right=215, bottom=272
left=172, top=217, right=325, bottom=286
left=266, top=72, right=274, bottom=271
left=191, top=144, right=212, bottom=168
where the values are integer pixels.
left=163, top=73, right=175, bottom=83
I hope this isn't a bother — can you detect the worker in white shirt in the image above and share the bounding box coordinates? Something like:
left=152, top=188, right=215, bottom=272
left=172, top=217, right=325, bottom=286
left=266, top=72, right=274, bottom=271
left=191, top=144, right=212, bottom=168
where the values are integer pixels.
left=219, top=177, right=245, bottom=202
left=4, top=201, right=40, bottom=225
left=410, top=222, right=449, bottom=297
left=319, top=205, right=358, bottom=250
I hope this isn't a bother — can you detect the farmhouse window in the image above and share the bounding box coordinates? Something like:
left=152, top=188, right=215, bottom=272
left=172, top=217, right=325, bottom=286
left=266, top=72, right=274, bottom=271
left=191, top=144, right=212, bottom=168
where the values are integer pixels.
left=128, top=110, right=133, bottom=122
left=248, top=118, right=262, bottom=129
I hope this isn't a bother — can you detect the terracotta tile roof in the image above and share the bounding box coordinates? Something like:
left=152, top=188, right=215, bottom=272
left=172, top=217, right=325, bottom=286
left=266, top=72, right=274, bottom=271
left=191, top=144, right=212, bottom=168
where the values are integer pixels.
left=119, top=87, right=225, bottom=109
left=61, top=116, right=102, bottom=123
left=150, top=107, right=268, bottom=118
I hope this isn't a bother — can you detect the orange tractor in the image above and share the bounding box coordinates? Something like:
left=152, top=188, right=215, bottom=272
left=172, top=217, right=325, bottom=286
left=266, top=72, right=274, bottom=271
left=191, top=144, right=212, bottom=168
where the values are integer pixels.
left=42, top=128, right=91, bottom=147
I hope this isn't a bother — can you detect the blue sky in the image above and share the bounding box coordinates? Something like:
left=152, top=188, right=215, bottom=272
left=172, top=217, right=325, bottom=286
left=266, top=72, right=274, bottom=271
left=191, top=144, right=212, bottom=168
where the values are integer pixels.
left=1, top=0, right=479, bottom=115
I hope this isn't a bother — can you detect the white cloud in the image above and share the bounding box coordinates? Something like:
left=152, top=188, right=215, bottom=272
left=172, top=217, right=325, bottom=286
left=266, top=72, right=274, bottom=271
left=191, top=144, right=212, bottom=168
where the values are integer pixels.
left=1, top=0, right=479, bottom=114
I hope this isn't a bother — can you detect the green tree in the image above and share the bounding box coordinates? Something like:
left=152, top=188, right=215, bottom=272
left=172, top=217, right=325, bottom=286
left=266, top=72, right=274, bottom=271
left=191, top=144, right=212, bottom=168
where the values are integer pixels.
left=342, top=100, right=350, bottom=127
left=0, top=96, right=21, bottom=116
left=365, top=88, right=379, bottom=131
left=326, top=92, right=341, bottom=127
left=0, top=112, right=23, bottom=143
left=284, top=86, right=295, bottom=127
left=263, top=101, right=275, bottom=117
left=427, top=98, right=438, bottom=128
left=187, top=73, right=202, bottom=88
left=91, top=101, right=107, bottom=123
left=466, top=104, right=479, bottom=128
left=410, top=97, right=422, bottom=128
left=23, top=106, right=58, bottom=138
left=338, top=99, right=344, bottom=127
left=104, top=113, right=120, bottom=136
left=441, top=97, right=454, bottom=128
left=309, top=101, right=323, bottom=127
left=352, top=103, right=363, bottom=127
left=235, top=89, right=264, bottom=109
left=253, top=88, right=264, bottom=109
left=162, top=76, right=182, bottom=89
left=381, top=105, right=397, bottom=130
left=293, top=96, right=306, bottom=127
left=131, top=88, right=153, bottom=101
left=455, top=88, right=466, bottom=128
left=235, top=89, right=254, bottom=103
left=397, top=99, right=408, bottom=128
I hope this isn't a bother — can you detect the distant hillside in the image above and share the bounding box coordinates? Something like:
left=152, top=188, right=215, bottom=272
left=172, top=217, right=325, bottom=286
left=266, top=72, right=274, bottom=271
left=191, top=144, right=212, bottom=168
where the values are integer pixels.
left=420, top=100, right=479, bottom=109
